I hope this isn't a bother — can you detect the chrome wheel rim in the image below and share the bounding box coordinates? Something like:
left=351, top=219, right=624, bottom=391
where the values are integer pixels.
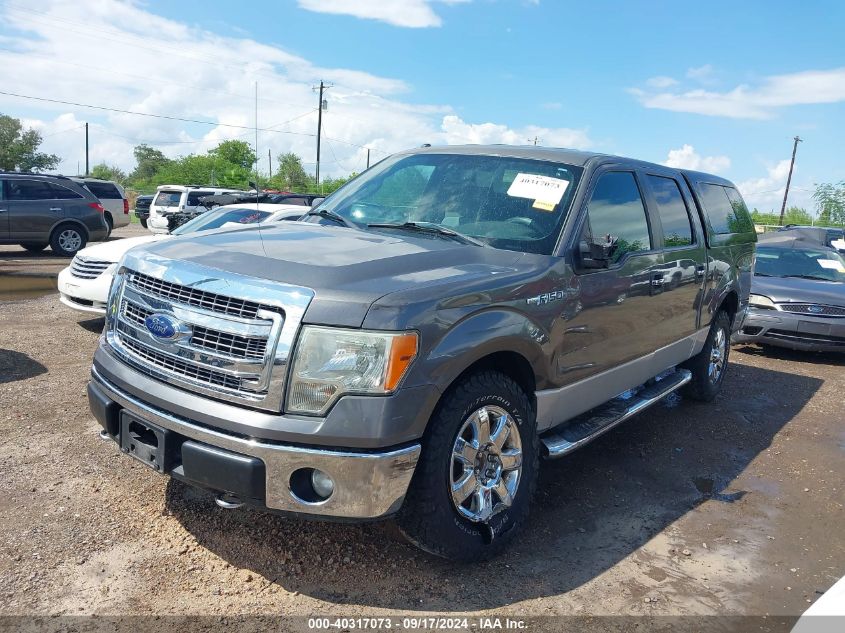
left=450, top=405, right=522, bottom=523
left=58, top=229, right=82, bottom=252
left=708, top=327, right=727, bottom=383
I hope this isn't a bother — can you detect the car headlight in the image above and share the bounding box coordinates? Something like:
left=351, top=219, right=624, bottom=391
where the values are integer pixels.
left=748, top=293, right=776, bottom=309
left=286, top=326, right=418, bottom=415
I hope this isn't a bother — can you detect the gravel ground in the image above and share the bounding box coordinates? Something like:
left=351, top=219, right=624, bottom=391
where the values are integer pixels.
left=0, top=290, right=843, bottom=624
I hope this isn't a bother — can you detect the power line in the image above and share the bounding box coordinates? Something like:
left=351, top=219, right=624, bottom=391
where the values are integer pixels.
left=0, top=89, right=319, bottom=138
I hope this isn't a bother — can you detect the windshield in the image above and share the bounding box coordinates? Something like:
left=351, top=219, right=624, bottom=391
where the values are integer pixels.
left=171, top=207, right=272, bottom=235
left=154, top=191, right=182, bottom=207
left=312, top=153, right=583, bottom=254
left=755, top=246, right=845, bottom=282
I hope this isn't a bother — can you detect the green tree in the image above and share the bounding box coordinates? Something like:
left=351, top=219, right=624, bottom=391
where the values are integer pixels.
left=782, top=206, right=813, bottom=226
left=0, top=113, right=60, bottom=172
left=90, top=163, right=127, bottom=184
left=129, top=144, right=172, bottom=183
left=272, top=152, right=311, bottom=191
left=209, top=140, right=256, bottom=170
left=813, top=181, right=845, bottom=226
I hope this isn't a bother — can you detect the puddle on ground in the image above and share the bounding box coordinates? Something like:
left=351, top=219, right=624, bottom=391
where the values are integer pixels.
left=692, top=476, right=746, bottom=503
left=0, top=275, right=57, bottom=301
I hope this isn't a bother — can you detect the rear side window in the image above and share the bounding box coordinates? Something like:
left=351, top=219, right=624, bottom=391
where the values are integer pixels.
left=85, top=181, right=123, bottom=199
left=697, top=183, right=754, bottom=235
left=6, top=179, right=82, bottom=200
left=647, top=175, right=694, bottom=247
left=186, top=191, right=214, bottom=205
left=583, top=171, right=652, bottom=263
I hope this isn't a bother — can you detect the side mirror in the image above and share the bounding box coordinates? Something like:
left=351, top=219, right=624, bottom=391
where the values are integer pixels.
left=310, top=197, right=325, bottom=208
left=579, top=240, right=612, bottom=269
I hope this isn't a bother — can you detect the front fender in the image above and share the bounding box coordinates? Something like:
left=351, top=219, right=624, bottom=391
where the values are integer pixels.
left=404, top=308, right=550, bottom=394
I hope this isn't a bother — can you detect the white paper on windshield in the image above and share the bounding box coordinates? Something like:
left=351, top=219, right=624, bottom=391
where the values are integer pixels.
left=817, top=259, right=845, bottom=273
left=507, top=173, right=569, bottom=206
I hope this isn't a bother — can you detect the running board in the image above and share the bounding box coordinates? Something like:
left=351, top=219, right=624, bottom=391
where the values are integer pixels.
left=541, top=368, right=692, bottom=459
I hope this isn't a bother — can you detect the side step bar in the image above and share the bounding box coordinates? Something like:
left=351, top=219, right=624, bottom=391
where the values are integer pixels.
left=541, top=368, right=692, bottom=459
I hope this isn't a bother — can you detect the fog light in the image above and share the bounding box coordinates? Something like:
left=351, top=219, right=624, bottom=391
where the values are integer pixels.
left=311, top=469, right=335, bottom=499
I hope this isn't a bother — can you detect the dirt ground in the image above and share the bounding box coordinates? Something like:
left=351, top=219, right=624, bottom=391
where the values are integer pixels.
left=0, top=279, right=843, bottom=625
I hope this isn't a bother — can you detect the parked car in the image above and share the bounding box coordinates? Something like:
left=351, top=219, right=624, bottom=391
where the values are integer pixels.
left=58, top=203, right=306, bottom=314
left=88, top=145, right=755, bottom=560
left=134, top=195, right=153, bottom=228
left=0, top=171, right=109, bottom=256
left=778, top=225, right=845, bottom=252
left=70, top=177, right=129, bottom=234
left=734, top=232, right=845, bottom=352
left=147, top=185, right=243, bottom=234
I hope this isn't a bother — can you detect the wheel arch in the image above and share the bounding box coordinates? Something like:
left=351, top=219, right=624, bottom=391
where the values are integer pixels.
left=50, top=218, right=90, bottom=242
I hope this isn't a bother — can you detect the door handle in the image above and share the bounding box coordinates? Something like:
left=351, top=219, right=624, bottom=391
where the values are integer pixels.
left=695, top=264, right=706, bottom=278
left=49, top=207, right=62, bottom=212
left=0, top=208, right=7, bottom=213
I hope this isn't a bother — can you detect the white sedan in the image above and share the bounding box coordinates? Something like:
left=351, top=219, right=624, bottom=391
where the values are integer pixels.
left=58, top=203, right=307, bottom=315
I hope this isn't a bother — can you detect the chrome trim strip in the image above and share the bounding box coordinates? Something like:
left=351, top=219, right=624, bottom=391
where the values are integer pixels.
left=92, top=367, right=420, bottom=519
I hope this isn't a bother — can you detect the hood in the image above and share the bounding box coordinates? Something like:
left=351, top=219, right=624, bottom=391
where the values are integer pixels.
left=139, top=222, right=524, bottom=327
left=78, top=234, right=169, bottom=263
left=753, top=274, right=845, bottom=306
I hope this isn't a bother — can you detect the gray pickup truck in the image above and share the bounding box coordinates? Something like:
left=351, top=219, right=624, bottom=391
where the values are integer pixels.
left=88, top=145, right=756, bottom=560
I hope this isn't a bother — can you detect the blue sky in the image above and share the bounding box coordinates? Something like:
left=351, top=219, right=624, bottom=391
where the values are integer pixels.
left=1, top=0, right=843, bottom=212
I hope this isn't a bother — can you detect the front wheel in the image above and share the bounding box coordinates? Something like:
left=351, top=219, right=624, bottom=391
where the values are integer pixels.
left=397, top=371, right=538, bottom=561
left=49, top=224, right=87, bottom=257
left=681, top=310, right=732, bottom=402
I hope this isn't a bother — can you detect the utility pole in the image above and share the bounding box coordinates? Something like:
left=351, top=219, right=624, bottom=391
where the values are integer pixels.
left=778, top=135, right=802, bottom=225
left=84, top=122, right=89, bottom=176
left=313, top=80, right=332, bottom=186
left=254, top=82, right=259, bottom=185
left=268, top=149, right=272, bottom=179
left=528, top=136, right=540, bottom=146
left=366, top=148, right=370, bottom=169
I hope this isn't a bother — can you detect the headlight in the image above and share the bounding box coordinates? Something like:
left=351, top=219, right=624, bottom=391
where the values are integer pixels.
left=286, top=326, right=418, bottom=415
left=748, top=293, right=776, bottom=309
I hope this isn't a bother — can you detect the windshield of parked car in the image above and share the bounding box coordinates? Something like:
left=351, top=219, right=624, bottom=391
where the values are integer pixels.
left=154, top=191, right=182, bottom=207
left=310, top=153, right=583, bottom=255
left=755, top=246, right=845, bottom=282
left=171, top=207, right=272, bottom=235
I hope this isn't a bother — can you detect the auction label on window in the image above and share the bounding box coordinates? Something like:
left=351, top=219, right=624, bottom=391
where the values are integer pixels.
left=507, top=173, right=569, bottom=206
left=818, top=259, right=845, bottom=273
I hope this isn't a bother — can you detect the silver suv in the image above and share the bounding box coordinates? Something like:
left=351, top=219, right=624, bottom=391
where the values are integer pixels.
left=0, top=172, right=109, bottom=256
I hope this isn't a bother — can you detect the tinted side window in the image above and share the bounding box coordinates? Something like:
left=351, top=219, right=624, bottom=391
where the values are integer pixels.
left=47, top=182, right=83, bottom=199
left=186, top=191, right=214, bottom=205
left=647, top=175, right=694, bottom=247
left=583, top=172, right=652, bottom=263
left=86, top=181, right=122, bottom=199
left=698, top=183, right=753, bottom=234
left=7, top=179, right=56, bottom=200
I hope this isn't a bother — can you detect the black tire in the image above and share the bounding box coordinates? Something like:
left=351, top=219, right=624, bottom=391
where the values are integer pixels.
left=139, top=218, right=148, bottom=229
left=397, top=371, right=539, bottom=561
left=20, top=242, right=48, bottom=252
left=681, top=310, right=732, bottom=402
left=49, top=223, right=87, bottom=257
left=104, top=213, right=114, bottom=237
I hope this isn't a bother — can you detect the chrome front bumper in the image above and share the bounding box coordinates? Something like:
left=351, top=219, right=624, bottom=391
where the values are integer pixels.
left=90, top=367, right=421, bottom=519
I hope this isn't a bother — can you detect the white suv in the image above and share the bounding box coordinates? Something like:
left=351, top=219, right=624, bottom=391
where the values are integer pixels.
left=70, top=177, right=129, bottom=235
left=148, top=185, right=243, bottom=234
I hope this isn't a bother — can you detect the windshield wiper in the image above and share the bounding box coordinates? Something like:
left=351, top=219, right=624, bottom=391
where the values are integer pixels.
left=303, top=208, right=354, bottom=228
left=366, top=222, right=484, bottom=247
left=783, top=274, right=835, bottom=281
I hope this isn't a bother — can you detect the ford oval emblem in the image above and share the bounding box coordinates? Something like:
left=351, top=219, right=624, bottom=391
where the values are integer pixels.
left=807, top=305, right=824, bottom=314
left=144, top=313, right=180, bottom=340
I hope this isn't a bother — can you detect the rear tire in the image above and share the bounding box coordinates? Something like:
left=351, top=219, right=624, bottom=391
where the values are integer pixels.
left=139, top=218, right=148, bottom=229
left=104, top=213, right=114, bottom=237
left=20, top=242, right=48, bottom=252
left=397, top=371, right=538, bottom=561
left=681, top=310, right=732, bottom=402
left=49, top=223, right=87, bottom=257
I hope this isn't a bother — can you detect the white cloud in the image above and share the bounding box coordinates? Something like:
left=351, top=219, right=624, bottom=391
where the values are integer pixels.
left=0, top=0, right=590, bottom=179
left=686, top=64, right=714, bottom=82
left=438, top=115, right=591, bottom=149
left=633, top=67, right=845, bottom=119
left=663, top=144, right=730, bottom=173
left=645, top=76, right=677, bottom=89
left=736, top=160, right=792, bottom=209
left=297, top=0, right=469, bottom=28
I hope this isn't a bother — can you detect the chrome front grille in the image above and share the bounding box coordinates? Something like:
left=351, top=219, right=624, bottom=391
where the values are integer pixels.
left=105, top=255, right=313, bottom=412
left=779, top=303, right=845, bottom=317
left=70, top=256, right=111, bottom=279
left=128, top=270, right=274, bottom=319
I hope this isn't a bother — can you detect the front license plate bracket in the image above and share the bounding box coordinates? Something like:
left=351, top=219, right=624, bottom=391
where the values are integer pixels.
left=119, top=413, right=176, bottom=473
